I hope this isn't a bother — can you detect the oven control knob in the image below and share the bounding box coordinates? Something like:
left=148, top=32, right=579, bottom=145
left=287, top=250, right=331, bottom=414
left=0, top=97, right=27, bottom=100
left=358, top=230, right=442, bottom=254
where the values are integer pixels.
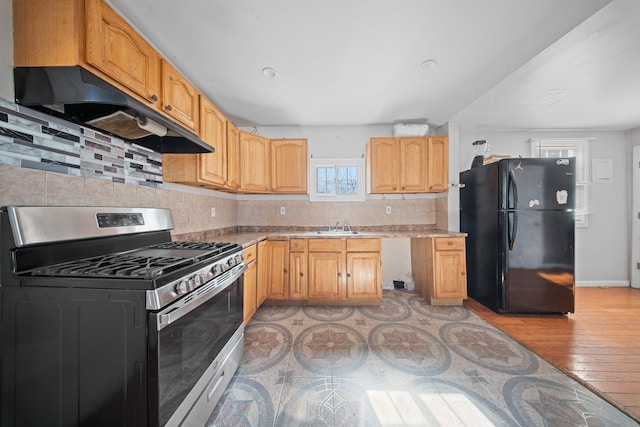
left=227, top=257, right=236, bottom=268
left=213, top=264, right=222, bottom=275
left=175, top=280, right=189, bottom=295
left=194, top=273, right=205, bottom=286
left=236, top=254, right=244, bottom=264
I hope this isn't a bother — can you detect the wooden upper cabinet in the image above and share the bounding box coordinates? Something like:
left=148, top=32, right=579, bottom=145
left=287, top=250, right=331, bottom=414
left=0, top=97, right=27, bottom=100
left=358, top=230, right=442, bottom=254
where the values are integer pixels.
left=399, top=137, right=428, bottom=192
left=270, top=139, right=308, bottom=194
left=161, top=60, right=199, bottom=131
left=13, top=0, right=84, bottom=66
left=239, top=131, right=270, bottom=193
left=427, top=136, right=449, bottom=192
left=85, top=0, right=161, bottom=104
left=367, top=136, right=448, bottom=194
left=198, top=97, right=227, bottom=186
left=226, top=121, right=240, bottom=190
left=368, top=138, right=398, bottom=193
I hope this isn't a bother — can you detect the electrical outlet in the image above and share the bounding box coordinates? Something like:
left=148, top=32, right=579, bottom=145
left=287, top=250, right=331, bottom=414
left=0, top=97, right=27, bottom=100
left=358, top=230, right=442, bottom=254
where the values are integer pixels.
left=386, top=206, right=391, bottom=215
left=210, top=207, right=216, bottom=217
left=280, top=206, right=286, bottom=215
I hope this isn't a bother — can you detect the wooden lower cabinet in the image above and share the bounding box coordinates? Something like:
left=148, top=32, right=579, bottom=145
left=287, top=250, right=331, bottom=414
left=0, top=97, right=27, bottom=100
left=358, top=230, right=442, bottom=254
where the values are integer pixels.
left=308, top=251, right=344, bottom=300
left=243, top=243, right=258, bottom=324
left=410, top=236, right=467, bottom=305
left=264, top=240, right=289, bottom=300
left=346, top=252, right=381, bottom=300
left=289, top=239, right=308, bottom=300
left=256, top=240, right=268, bottom=306
left=264, top=238, right=381, bottom=305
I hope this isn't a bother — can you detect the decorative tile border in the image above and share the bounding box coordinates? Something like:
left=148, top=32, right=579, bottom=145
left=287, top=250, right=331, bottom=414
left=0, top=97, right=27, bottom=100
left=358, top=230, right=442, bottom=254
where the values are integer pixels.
left=0, top=98, right=163, bottom=188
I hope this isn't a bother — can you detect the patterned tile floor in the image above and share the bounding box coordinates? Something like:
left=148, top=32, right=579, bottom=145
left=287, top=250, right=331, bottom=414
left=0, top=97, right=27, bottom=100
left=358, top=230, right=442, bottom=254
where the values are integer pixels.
left=207, top=290, right=637, bottom=426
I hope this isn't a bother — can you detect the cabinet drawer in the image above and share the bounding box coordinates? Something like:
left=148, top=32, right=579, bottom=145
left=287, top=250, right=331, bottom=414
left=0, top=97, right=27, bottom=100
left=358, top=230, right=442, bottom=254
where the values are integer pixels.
left=243, top=243, right=257, bottom=263
left=289, top=239, right=307, bottom=251
left=308, top=238, right=345, bottom=252
left=346, top=238, right=381, bottom=252
left=434, top=237, right=465, bottom=251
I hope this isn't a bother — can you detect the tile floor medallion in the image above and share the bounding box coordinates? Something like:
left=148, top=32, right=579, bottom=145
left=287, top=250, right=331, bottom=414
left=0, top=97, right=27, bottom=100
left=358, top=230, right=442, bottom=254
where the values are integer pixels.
left=208, top=290, right=637, bottom=426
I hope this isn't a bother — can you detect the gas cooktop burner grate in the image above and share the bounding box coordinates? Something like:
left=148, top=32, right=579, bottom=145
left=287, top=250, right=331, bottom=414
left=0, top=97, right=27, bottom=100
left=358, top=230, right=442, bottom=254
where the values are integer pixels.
left=152, top=241, right=233, bottom=250
left=30, top=253, right=193, bottom=280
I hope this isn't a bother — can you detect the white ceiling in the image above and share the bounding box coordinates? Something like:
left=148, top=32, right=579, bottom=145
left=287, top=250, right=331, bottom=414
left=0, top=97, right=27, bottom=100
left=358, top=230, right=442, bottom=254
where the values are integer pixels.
left=108, top=0, right=640, bottom=131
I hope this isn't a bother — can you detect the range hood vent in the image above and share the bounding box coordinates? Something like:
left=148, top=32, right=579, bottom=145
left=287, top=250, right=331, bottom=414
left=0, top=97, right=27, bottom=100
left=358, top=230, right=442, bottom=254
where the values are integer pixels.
left=14, top=66, right=214, bottom=154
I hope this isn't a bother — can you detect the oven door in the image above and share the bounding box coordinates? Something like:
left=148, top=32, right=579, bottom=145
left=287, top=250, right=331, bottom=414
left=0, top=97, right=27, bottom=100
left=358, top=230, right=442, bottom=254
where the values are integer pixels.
left=148, top=263, right=245, bottom=427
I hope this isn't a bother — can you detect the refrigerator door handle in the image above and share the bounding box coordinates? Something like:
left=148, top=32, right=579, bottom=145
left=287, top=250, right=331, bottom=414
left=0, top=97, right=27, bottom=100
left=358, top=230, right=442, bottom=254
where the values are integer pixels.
left=508, top=170, right=518, bottom=210
left=508, top=171, right=518, bottom=250
left=509, top=211, right=518, bottom=250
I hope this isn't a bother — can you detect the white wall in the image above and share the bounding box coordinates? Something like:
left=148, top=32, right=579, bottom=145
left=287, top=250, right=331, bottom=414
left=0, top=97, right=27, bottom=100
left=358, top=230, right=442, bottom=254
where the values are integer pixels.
left=460, top=129, right=630, bottom=285
left=0, top=0, right=13, bottom=100
left=240, top=125, right=392, bottom=158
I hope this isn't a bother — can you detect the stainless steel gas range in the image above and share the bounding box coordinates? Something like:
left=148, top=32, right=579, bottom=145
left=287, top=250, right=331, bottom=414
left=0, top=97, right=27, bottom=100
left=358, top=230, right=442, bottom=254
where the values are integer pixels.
left=0, top=206, right=246, bottom=427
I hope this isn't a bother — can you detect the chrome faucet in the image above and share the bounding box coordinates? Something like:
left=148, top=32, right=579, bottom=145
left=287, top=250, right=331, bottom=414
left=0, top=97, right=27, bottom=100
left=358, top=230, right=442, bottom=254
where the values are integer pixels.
left=342, top=220, right=351, bottom=232
left=335, top=221, right=341, bottom=231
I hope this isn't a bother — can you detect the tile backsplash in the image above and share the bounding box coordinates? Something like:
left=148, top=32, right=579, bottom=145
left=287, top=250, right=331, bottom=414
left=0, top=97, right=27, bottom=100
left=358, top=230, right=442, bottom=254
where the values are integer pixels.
left=0, top=98, right=162, bottom=187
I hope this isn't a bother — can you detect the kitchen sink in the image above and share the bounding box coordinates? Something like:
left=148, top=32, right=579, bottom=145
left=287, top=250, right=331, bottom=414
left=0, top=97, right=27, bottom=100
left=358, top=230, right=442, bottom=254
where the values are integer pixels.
left=316, top=230, right=360, bottom=235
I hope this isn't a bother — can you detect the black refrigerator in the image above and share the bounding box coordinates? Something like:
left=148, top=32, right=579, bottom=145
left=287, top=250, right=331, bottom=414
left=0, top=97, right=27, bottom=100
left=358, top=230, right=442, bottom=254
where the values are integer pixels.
left=460, top=158, right=576, bottom=314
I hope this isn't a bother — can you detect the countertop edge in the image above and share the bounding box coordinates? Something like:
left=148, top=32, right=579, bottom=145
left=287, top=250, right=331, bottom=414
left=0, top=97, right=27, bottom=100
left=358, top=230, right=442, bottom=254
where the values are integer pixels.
left=194, top=230, right=467, bottom=249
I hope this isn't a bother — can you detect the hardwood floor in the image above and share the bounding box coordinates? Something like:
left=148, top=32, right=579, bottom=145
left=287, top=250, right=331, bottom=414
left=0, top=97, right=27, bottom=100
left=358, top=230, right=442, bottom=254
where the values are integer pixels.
left=466, top=286, right=640, bottom=423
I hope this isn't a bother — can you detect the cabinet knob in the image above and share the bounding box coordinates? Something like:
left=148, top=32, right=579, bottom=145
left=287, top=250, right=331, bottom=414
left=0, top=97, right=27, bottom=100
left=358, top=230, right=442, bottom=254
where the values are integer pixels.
left=150, top=94, right=158, bottom=102
left=300, top=273, right=304, bottom=277
left=337, top=272, right=341, bottom=277
left=347, top=273, right=351, bottom=277
left=283, top=268, right=287, bottom=273
left=166, top=105, right=173, bottom=111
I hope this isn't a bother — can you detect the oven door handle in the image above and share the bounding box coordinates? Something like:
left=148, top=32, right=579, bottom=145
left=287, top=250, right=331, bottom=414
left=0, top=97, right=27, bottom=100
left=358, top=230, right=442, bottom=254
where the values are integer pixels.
left=156, top=263, right=246, bottom=331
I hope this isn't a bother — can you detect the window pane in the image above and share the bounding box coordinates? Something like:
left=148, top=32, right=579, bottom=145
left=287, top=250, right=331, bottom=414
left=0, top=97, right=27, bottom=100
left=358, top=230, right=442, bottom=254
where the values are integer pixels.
left=317, top=167, right=326, bottom=181
left=327, top=180, right=336, bottom=195
left=337, top=167, right=347, bottom=180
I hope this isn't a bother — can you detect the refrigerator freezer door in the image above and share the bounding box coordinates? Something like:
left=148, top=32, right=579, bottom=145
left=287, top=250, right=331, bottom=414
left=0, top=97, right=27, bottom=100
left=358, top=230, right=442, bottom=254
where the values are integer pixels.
left=502, top=158, right=576, bottom=211
left=501, top=210, right=575, bottom=313
left=460, top=164, right=501, bottom=312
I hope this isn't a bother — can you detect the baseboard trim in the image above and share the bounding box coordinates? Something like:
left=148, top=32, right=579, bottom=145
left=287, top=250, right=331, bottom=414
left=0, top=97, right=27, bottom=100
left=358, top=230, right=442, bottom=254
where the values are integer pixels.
left=576, top=280, right=630, bottom=288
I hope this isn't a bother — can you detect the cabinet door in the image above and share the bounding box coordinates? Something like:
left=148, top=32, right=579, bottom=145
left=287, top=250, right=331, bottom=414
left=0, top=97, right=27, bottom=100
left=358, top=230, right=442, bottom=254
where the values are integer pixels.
left=427, top=137, right=449, bottom=192
left=308, top=252, right=344, bottom=299
left=368, top=138, right=398, bottom=193
left=243, top=259, right=257, bottom=324
left=161, top=60, right=199, bottom=131
left=239, top=132, right=270, bottom=193
left=399, top=138, right=427, bottom=192
left=226, top=121, right=240, bottom=190
left=346, top=252, right=381, bottom=299
left=198, top=97, right=227, bottom=186
left=271, top=139, right=308, bottom=193
left=434, top=250, right=467, bottom=299
left=266, top=240, right=288, bottom=300
left=85, top=0, right=161, bottom=104
left=256, top=241, right=268, bottom=306
left=289, top=251, right=308, bottom=300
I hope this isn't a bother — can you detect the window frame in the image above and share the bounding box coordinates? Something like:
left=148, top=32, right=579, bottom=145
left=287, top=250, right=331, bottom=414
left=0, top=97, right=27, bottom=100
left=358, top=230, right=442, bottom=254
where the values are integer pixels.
left=530, top=138, right=589, bottom=227
left=309, top=157, right=366, bottom=202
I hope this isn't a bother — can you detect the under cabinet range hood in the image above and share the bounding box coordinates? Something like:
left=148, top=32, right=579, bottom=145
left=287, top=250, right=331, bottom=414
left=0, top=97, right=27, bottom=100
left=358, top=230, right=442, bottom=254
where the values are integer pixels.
left=14, top=66, right=214, bottom=154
